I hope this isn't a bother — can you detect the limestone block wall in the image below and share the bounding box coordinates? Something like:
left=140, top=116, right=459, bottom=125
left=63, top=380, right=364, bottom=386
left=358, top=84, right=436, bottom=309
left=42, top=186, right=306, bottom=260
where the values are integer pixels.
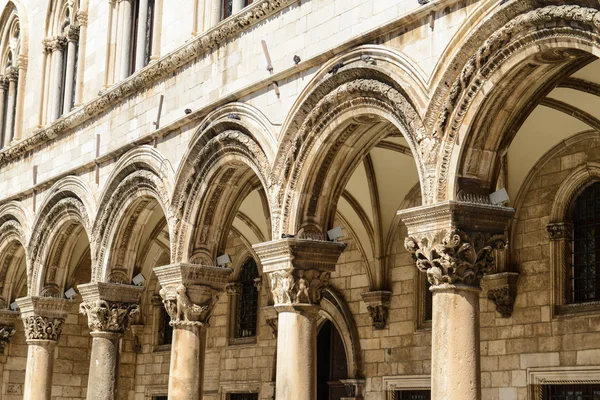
left=1, top=323, right=27, bottom=400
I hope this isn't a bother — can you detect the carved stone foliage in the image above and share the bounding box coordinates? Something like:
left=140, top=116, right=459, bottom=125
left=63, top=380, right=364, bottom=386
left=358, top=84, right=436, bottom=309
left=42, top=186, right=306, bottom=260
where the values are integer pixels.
left=79, top=300, right=140, bottom=334
left=0, top=0, right=296, bottom=168
left=547, top=222, right=573, bottom=240
left=482, top=272, right=519, bottom=318
left=361, top=291, right=391, bottom=330
left=159, top=284, right=219, bottom=327
left=434, top=5, right=600, bottom=201
left=404, top=230, right=507, bottom=287
left=0, top=324, right=15, bottom=352
left=268, top=269, right=330, bottom=306
left=23, top=316, right=64, bottom=341
left=366, top=305, right=388, bottom=330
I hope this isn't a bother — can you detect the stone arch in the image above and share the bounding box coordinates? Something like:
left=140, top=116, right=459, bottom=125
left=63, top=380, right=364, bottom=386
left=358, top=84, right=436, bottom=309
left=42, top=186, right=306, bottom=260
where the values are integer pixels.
left=171, top=106, right=272, bottom=264
left=28, top=176, right=96, bottom=296
left=0, top=201, right=30, bottom=305
left=92, top=145, right=175, bottom=283
left=318, top=288, right=363, bottom=380
left=273, top=60, right=428, bottom=238
left=432, top=4, right=600, bottom=202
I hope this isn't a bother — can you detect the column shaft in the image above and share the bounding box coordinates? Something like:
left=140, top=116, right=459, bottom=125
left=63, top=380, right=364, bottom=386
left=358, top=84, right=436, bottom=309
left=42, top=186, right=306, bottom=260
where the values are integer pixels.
left=0, top=82, right=7, bottom=148
left=275, top=309, right=318, bottom=400
left=23, top=341, right=56, bottom=400
left=119, top=0, right=133, bottom=80
left=50, top=45, right=65, bottom=121
left=431, top=285, right=481, bottom=400
left=232, top=0, right=244, bottom=14
left=134, top=0, right=149, bottom=71
left=87, top=332, right=121, bottom=400
left=63, top=39, right=77, bottom=115
left=168, top=326, right=206, bottom=399
left=4, top=75, right=17, bottom=143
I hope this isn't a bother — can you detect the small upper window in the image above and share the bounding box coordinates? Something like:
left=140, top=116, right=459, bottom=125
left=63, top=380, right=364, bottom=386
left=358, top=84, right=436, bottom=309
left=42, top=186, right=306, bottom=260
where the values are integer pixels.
left=570, top=182, right=600, bottom=304
left=235, top=258, right=259, bottom=339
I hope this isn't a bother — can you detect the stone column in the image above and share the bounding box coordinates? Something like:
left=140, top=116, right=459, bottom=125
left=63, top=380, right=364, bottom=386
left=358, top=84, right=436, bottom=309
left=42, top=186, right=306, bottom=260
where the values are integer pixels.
left=50, top=36, right=67, bottom=122
left=4, top=67, right=18, bottom=143
left=74, top=10, right=88, bottom=105
left=399, top=201, right=514, bottom=400
left=0, top=309, right=19, bottom=354
left=253, top=238, right=347, bottom=400
left=0, top=76, right=8, bottom=148
left=63, top=26, right=80, bottom=115
left=16, top=296, right=73, bottom=400
left=78, top=282, right=143, bottom=400
left=119, top=0, right=133, bottom=80
left=154, top=263, right=233, bottom=400
left=232, top=0, right=244, bottom=14
left=134, top=0, right=149, bottom=71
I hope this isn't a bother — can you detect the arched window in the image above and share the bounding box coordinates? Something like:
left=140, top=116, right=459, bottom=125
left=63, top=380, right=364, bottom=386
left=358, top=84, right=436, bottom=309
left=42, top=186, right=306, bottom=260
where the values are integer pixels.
left=570, top=182, right=600, bottom=304
left=0, top=6, right=21, bottom=149
left=235, top=257, right=259, bottom=339
left=43, top=1, right=81, bottom=122
left=222, top=0, right=253, bottom=20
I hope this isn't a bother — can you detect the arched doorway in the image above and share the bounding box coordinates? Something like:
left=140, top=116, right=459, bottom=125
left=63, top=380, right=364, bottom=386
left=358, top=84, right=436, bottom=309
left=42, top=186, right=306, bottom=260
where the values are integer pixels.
left=317, top=319, right=348, bottom=400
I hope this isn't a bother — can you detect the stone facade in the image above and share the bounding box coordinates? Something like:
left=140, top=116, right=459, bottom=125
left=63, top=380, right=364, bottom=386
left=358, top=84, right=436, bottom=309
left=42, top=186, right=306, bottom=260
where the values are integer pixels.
left=2, top=0, right=600, bottom=399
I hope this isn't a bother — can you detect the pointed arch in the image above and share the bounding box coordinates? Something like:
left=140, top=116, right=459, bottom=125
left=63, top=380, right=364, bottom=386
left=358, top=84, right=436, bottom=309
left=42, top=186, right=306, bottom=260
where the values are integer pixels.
left=92, top=145, right=175, bottom=283
left=171, top=105, right=272, bottom=264
left=0, top=201, right=30, bottom=305
left=28, top=176, right=96, bottom=296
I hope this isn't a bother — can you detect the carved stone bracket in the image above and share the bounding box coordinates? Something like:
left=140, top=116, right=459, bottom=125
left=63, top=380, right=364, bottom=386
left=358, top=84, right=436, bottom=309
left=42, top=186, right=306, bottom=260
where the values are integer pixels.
left=339, top=379, right=365, bottom=399
left=253, top=239, right=346, bottom=310
left=361, top=291, right=391, bottom=330
left=78, top=282, right=144, bottom=334
left=154, top=263, right=233, bottom=327
left=130, top=324, right=144, bottom=353
left=262, top=305, right=278, bottom=338
left=16, top=296, right=74, bottom=343
left=0, top=310, right=19, bottom=353
left=399, top=201, right=514, bottom=288
left=482, top=272, right=519, bottom=318
left=546, top=222, right=572, bottom=240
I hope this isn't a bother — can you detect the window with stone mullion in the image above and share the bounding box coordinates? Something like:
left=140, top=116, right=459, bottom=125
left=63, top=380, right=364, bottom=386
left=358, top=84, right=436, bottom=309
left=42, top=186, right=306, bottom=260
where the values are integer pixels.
left=543, top=384, right=600, bottom=399
left=235, top=258, right=259, bottom=339
left=393, top=390, right=431, bottom=400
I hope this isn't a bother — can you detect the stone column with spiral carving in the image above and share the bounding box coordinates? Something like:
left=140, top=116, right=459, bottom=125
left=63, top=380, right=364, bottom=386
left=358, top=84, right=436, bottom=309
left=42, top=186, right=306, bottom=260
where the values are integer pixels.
left=399, top=201, right=514, bottom=400
left=17, top=296, right=74, bottom=400
left=78, top=282, right=144, bottom=400
left=253, top=238, right=347, bottom=400
left=153, top=263, right=233, bottom=400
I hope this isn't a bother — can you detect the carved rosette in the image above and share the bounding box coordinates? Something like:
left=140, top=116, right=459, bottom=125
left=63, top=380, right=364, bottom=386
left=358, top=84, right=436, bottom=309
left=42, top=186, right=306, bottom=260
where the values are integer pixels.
left=361, top=291, right=391, bottom=330
left=399, top=202, right=514, bottom=289
left=23, top=316, right=64, bottom=341
left=254, top=238, right=346, bottom=311
left=78, top=282, right=144, bottom=335
left=404, top=230, right=507, bottom=287
left=79, top=300, right=140, bottom=334
left=154, top=264, right=233, bottom=328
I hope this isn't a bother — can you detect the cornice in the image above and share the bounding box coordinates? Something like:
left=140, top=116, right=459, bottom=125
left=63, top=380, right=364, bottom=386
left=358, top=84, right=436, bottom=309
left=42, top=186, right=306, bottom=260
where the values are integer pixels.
left=0, top=0, right=298, bottom=168
left=16, top=296, right=74, bottom=319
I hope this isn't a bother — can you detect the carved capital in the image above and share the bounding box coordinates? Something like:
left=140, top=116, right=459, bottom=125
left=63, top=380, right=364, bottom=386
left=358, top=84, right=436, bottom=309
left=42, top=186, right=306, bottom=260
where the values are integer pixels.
left=482, top=272, right=519, bottom=318
left=253, top=238, right=346, bottom=309
left=16, top=54, right=27, bottom=70
left=67, top=25, right=80, bottom=42
left=154, top=264, right=233, bottom=328
left=226, top=282, right=242, bottom=296
left=0, top=324, right=16, bottom=352
left=399, top=201, right=514, bottom=288
left=546, top=222, right=572, bottom=240
left=51, top=36, right=67, bottom=52
left=0, top=76, right=8, bottom=90
left=361, top=291, right=391, bottom=330
left=17, top=296, right=73, bottom=343
left=76, top=11, right=88, bottom=26
left=42, top=38, right=53, bottom=55
left=6, top=67, right=18, bottom=82
left=78, top=282, right=144, bottom=334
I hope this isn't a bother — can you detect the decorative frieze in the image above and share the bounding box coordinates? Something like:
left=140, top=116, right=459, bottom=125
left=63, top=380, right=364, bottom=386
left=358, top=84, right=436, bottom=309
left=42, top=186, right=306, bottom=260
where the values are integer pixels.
left=253, top=238, right=346, bottom=309
left=399, top=201, right=514, bottom=288
left=78, top=282, right=144, bottom=334
left=482, top=272, right=519, bottom=318
left=361, top=291, right=391, bottom=330
left=154, top=263, right=233, bottom=327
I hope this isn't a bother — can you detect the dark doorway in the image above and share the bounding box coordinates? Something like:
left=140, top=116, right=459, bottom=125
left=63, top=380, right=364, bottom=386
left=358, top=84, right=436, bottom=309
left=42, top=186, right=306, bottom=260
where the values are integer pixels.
left=317, top=319, right=348, bottom=400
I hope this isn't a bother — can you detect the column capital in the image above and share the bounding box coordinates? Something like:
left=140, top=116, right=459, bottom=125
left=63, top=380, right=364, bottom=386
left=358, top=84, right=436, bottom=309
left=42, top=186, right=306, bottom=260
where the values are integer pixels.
left=16, top=296, right=73, bottom=342
left=225, top=282, right=242, bottom=295
left=0, top=75, right=8, bottom=90
left=42, top=38, right=54, bottom=55
left=0, top=310, right=19, bottom=352
left=50, top=36, right=67, bottom=52
left=253, top=238, right=346, bottom=309
left=399, top=201, right=514, bottom=288
left=6, top=66, right=18, bottom=82
left=76, top=11, right=88, bottom=27
left=67, top=25, right=80, bottom=42
left=546, top=222, right=572, bottom=240
left=78, top=282, right=143, bottom=334
left=154, top=263, right=233, bottom=327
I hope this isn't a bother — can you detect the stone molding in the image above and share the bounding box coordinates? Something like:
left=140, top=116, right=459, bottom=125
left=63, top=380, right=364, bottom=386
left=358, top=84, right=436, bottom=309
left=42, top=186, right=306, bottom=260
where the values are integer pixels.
left=546, top=222, right=572, bottom=240
left=0, top=0, right=297, bottom=168
left=17, top=296, right=73, bottom=342
left=78, top=282, right=144, bottom=333
left=154, top=263, right=232, bottom=327
left=481, top=272, right=519, bottom=318
left=399, top=201, right=513, bottom=287
left=360, top=291, right=391, bottom=330
left=253, top=239, right=346, bottom=308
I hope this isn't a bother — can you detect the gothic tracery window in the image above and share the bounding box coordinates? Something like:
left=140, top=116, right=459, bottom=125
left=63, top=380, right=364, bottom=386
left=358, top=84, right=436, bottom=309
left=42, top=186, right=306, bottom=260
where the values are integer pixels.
left=570, top=182, right=600, bottom=304
left=235, top=257, right=259, bottom=339
left=0, top=8, right=21, bottom=149
left=129, top=0, right=155, bottom=74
